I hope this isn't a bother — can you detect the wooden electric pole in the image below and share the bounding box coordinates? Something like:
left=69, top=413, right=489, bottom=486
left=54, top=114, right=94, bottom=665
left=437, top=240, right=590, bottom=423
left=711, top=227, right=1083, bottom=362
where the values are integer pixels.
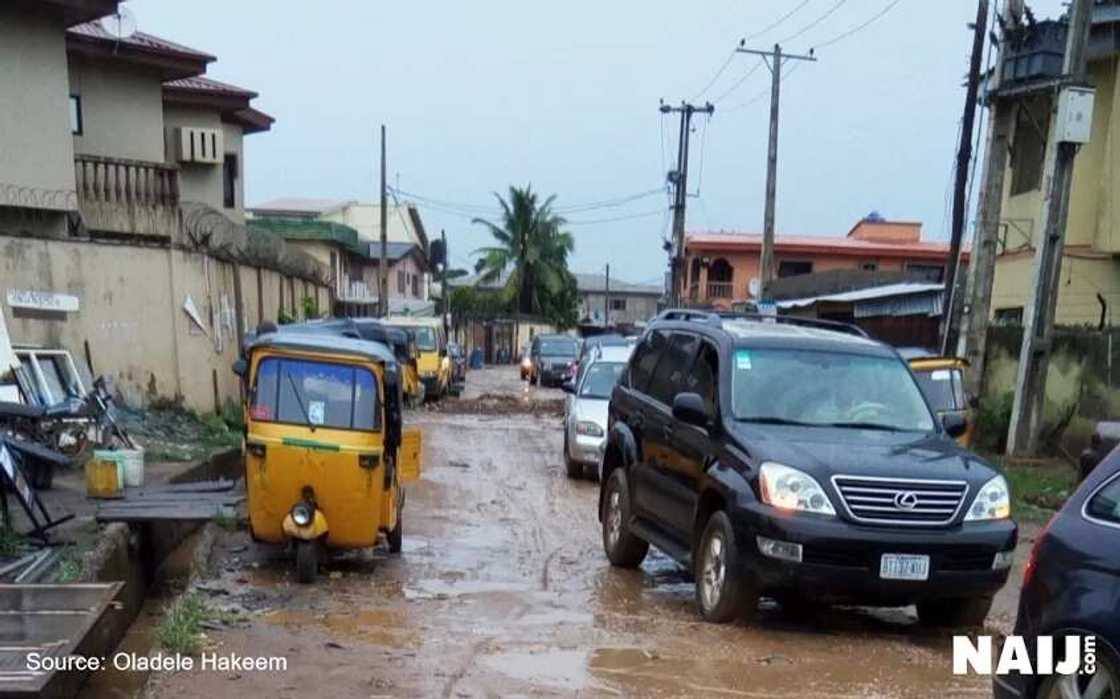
left=959, top=3, right=1022, bottom=396
left=736, top=43, right=816, bottom=301
left=661, top=100, right=714, bottom=306
left=941, top=0, right=990, bottom=355
left=378, top=125, right=389, bottom=317
left=1007, top=0, right=1095, bottom=456
left=604, top=263, right=611, bottom=328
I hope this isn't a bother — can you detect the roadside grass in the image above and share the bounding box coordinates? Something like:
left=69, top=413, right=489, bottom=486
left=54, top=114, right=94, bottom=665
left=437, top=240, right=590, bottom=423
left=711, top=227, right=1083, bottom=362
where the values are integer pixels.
left=155, top=592, right=212, bottom=655
left=994, top=456, right=1079, bottom=525
left=55, top=546, right=85, bottom=583
left=0, top=527, right=24, bottom=558
left=212, top=510, right=239, bottom=532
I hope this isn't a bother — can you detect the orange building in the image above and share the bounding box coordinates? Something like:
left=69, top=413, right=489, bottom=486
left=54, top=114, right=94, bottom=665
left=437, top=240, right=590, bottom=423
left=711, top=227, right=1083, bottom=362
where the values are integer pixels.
left=682, top=216, right=969, bottom=308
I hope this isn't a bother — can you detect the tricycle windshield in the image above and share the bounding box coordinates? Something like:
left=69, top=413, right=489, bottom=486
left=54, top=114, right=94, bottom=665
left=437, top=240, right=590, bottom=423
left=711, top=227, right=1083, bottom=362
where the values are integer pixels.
left=732, top=348, right=935, bottom=432
left=409, top=327, right=437, bottom=351
left=913, top=367, right=966, bottom=413
left=251, top=356, right=380, bottom=431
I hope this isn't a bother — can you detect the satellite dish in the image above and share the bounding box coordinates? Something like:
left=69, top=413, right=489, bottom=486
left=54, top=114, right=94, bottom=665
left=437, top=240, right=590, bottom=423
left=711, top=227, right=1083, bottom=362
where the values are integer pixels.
left=102, top=3, right=138, bottom=40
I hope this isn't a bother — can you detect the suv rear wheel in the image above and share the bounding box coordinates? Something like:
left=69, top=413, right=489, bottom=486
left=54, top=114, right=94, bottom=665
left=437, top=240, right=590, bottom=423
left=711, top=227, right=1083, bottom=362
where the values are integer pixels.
left=601, top=469, right=648, bottom=568
left=695, top=511, right=759, bottom=624
left=916, top=596, right=992, bottom=628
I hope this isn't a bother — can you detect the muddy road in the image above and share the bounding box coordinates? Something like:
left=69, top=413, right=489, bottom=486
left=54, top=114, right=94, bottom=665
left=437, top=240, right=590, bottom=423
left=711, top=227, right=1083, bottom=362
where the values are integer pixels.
left=149, top=367, right=1024, bottom=698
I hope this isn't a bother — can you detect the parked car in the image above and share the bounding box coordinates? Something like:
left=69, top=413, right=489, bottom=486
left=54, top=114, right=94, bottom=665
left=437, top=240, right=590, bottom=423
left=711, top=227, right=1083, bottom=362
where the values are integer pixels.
left=562, top=344, right=633, bottom=480
left=993, top=450, right=1120, bottom=699
left=1079, top=420, right=1120, bottom=482
left=600, top=310, right=1017, bottom=624
left=527, top=335, right=580, bottom=387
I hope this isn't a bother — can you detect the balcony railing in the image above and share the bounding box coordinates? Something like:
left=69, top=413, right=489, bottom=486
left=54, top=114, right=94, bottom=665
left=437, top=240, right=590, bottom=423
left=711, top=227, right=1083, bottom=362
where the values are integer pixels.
left=707, top=281, right=734, bottom=299
left=74, top=155, right=180, bottom=237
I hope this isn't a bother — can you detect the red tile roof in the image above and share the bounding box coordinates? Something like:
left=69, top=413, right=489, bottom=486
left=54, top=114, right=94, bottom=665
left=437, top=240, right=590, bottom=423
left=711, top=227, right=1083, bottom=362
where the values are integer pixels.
left=685, top=232, right=969, bottom=260
left=68, top=21, right=216, bottom=62
left=164, top=75, right=257, bottom=99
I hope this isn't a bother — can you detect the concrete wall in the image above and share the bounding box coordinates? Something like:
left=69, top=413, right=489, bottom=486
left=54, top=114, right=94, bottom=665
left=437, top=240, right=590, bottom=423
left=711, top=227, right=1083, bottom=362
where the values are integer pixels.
left=0, top=233, right=327, bottom=410
left=0, top=5, right=76, bottom=207
left=162, top=105, right=246, bottom=222
left=991, top=250, right=1120, bottom=326
left=579, top=292, right=659, bottom=325
left=69, top=58, right=165, bottom=163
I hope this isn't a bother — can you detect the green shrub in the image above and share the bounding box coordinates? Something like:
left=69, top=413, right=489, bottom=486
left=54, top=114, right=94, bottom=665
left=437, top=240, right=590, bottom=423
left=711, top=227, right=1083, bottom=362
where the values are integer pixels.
left=155, top=593, right=210, bottom=655
left=975, top=391, right=1015, bottom=453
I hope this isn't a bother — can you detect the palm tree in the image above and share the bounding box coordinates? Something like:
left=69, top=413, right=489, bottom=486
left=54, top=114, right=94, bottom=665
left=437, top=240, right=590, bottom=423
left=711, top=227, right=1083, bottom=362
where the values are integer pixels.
left=472, top=185, right=575, bottom=321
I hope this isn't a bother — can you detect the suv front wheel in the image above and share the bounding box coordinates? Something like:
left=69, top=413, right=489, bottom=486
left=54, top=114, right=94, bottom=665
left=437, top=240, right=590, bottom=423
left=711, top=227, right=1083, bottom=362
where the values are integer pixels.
left=695, top=511, right=759, bottom=624
left=601, top=469, right=648, bottom=568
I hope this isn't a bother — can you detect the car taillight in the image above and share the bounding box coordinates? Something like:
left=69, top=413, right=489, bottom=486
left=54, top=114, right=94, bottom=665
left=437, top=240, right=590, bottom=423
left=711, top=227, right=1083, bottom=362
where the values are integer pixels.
left=1023, top=514, right=1056, bottom=588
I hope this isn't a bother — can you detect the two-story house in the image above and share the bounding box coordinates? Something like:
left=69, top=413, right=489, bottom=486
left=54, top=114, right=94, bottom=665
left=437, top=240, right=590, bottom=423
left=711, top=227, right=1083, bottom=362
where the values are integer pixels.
left=987, top=6, right=1120, bottom=326
left=0, top=2, right=328, bottom=410
left=682, top=215, right=967, bottom=309
left=574, top=273, right=662, bottom=327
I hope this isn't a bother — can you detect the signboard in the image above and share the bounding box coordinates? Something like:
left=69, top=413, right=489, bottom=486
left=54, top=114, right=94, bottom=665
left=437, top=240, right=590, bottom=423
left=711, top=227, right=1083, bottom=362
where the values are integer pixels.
left=757, top=301, right=778, bottom=318
left=6, top=289, right=80, bottom=313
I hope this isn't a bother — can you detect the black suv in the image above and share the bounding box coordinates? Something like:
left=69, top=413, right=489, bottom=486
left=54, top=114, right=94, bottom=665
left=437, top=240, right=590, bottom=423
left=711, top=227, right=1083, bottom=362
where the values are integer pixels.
left=599, top=311, right=1017, bottom=625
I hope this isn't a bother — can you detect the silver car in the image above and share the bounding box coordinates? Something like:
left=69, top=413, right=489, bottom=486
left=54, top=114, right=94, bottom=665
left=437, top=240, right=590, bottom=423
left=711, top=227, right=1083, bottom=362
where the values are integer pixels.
left=562, top=344, right=633, bottom=480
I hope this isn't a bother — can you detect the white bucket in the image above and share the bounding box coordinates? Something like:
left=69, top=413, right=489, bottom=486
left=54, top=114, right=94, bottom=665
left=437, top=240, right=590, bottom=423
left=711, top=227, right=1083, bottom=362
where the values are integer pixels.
left=118, top=448, right=144, bottom=487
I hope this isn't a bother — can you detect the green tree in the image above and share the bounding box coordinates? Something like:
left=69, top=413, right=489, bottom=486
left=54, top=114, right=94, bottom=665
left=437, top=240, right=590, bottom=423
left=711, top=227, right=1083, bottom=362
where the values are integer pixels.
left=472, top=185, right=577, bottom=327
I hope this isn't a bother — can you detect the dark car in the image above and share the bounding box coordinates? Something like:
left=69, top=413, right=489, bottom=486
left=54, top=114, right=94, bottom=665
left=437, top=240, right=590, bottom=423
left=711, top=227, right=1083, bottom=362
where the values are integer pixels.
left=599, top=310, right=1017, bottom=624
left=993, top=452, right=1120, bottom=699
left=528, top=334, right=580, bottom=387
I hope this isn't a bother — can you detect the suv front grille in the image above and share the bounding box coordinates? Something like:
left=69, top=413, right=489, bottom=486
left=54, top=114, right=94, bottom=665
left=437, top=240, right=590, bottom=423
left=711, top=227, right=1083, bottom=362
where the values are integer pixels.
left=831, top=476, right=968, bottom=526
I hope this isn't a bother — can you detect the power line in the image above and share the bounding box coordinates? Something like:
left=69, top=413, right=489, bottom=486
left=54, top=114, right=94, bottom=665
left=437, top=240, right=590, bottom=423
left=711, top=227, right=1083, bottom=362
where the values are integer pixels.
left=711, top=58, right=765, bottom=103
left=745, top=0, right=814, bottom=41
left=722, top=61, right=806, bottom=112
left=690, top=50, right=737, bottom=101
left=778, top=0, right=849, bottom=45
left=812, top=0, right=906, bottom=51
left=389, top=185, right=667, bottom=217
left=566, top=208, right=668, bottom=226
left=693, top=113, right=712, bottom=197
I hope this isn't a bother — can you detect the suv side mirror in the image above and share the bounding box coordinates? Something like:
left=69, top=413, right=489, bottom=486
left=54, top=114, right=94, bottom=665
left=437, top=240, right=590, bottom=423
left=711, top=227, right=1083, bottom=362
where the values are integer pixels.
left=672, top=392, right=709, bottom=429
left=942, top=412, right=968, bottom=438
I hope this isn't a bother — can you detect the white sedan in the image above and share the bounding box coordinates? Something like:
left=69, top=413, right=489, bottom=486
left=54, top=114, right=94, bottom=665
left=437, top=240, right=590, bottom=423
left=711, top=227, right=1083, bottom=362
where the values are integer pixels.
left=562, top=344, right=633, bottom=480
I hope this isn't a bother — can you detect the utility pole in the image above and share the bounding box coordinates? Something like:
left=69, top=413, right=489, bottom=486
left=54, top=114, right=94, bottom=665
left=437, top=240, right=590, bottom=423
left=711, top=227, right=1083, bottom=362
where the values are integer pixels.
left=661, top=100, right=714, bottom=306
left=942, top=0, right=990, bottom=355
left=378, top=125, right=389, bottom=317
left=959, top=3, right=1021, bottom=396
left=736, top=43, right=816, bottom=301
left=440, top=229, right=449, bottom=340
left=1007, top=0, right=1094, bottom=456
left=604, top=263, right=611, bottom=328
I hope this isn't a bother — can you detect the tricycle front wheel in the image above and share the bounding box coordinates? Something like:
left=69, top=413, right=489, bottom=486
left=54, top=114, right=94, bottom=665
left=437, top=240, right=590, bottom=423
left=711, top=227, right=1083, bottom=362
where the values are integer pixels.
left=295, top=539, right=319, bottom=584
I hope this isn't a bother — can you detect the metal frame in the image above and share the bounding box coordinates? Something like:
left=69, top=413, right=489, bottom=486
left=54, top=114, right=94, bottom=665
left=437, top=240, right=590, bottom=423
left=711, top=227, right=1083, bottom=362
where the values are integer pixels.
left=12, top=348, right=86, bottom=407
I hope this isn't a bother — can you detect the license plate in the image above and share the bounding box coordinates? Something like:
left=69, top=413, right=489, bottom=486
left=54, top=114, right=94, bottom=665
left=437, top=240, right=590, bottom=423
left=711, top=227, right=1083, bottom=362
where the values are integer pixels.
left=880, top=554, right=930, bottom=581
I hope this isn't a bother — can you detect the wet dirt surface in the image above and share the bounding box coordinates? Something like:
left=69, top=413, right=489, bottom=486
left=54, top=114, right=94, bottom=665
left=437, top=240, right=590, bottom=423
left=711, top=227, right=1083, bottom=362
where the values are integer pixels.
left=147, top=367, right=1025, bottom=698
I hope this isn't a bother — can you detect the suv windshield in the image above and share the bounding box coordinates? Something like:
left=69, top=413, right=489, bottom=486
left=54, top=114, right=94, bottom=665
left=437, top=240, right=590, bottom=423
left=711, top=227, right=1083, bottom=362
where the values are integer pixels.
left=579, top=362, right=625, bottom=399
left=732, top=348, right=935, bottom=432
left=540, top=339, right=578, bottom=357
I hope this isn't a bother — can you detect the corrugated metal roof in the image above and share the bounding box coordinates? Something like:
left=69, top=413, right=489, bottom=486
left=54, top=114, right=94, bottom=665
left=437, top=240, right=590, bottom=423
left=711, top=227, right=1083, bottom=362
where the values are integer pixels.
left=574, top=272, right=662, bottom=296
left=164, top=75, right=256, bottom=98
left=68, top=21, right=215, bottom=61
left=777, top=282, right=944, bottom=309
left=248, top=217, right=360, bottom=248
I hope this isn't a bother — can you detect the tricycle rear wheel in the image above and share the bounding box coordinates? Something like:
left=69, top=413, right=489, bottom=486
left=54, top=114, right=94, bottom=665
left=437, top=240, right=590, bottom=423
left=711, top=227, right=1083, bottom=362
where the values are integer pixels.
left=295, top=539, right=319, bottom=583
left=387, top=515, right=403, bottom=554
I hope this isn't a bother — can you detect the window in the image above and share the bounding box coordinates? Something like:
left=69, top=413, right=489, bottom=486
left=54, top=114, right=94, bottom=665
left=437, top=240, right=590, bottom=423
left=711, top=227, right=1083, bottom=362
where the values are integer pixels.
left=1011, top=95, right=1051, bottom=195
left=646, top=333, right=699, bottom=406
left=609, top=298, right=627, bottom=311
left=69, top=95, right=83, bottom=135
left=994, top=307, right=1024, bottom=326
left=223, top=154, right=238, bottom=208
left=861, top=261, right=878, bottom=272
left=682, top=341, right=718, bottom=416
left=628, top=330, right=668, bottom=392
left=411, top=273, right=420, bottom=297
left=778, top=260, right=813, bottom=278
left=579, top=361, right=626, bottom=399
left=1086, top=475, right=1120, bottom=526
left=906, top=263, right=944, bottom=282
left=250, top=357, right=380, bottom=431
left=397, top=270, right=406, bottom=294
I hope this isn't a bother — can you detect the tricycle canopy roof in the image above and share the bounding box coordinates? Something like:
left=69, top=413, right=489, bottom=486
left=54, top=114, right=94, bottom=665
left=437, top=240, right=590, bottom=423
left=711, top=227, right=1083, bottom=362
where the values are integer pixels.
left=247, top=331, right=398, bottom=368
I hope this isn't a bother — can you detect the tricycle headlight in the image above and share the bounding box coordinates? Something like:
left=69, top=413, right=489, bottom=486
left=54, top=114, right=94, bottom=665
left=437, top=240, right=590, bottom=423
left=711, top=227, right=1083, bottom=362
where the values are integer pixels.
left=759, top=462, right=836, bottom=517
left=291, top=503, right=313, bottom=527
left=575, top=421, right=604, bottom=437
left=965, top=475, right=1010, bottom=521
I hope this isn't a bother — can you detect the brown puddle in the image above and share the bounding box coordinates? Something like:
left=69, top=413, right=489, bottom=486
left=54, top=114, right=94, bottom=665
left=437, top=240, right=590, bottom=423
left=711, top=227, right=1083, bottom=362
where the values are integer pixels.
left=263, top=607, right=420, bottom=647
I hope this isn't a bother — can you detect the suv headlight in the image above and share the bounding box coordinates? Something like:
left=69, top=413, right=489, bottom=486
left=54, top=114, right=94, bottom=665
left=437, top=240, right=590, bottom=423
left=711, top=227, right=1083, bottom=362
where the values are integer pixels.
left=759, top=462, right=836, bottom=516
left=575, top=421, right=604, bottom=437
left=965, top=475, right=1011, bottom=521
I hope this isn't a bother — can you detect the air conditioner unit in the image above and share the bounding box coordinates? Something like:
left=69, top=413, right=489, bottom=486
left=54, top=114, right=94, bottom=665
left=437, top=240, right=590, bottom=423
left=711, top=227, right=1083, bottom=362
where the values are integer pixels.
left=173, top=127, right=223, bottom=164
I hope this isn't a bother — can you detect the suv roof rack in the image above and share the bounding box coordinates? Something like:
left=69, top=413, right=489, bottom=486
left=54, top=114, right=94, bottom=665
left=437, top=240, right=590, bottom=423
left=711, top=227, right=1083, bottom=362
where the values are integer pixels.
left=654, top=308, right=870, bottom=339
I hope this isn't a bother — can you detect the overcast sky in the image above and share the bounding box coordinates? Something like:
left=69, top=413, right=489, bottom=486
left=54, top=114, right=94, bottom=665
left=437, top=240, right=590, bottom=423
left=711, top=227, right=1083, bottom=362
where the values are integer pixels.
left=138, top=0, right=1068, bottom=284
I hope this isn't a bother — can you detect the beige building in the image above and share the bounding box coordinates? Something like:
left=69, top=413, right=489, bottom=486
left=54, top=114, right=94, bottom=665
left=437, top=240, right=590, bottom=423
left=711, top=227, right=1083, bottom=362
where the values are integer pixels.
left=0, top=2, right=327, bottom=410
left=574, top=273, right=662, bottom=327
left=989, top=9, right=1120, bottom=326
